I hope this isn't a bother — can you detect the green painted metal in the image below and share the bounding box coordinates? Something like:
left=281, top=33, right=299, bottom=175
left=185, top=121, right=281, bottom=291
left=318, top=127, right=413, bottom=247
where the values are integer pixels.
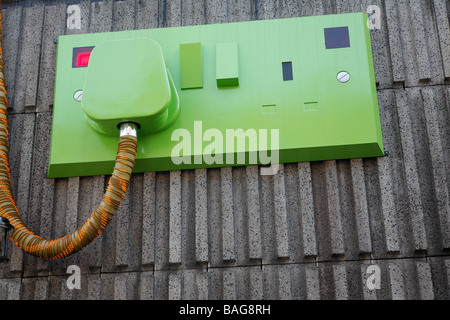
left=216, top=42, right=239, bottom=87
left=82, top=38, right=179, bottom=136
left=180, top=42, right=203, bottom=90
left=48, top=13, right=384, bottom=178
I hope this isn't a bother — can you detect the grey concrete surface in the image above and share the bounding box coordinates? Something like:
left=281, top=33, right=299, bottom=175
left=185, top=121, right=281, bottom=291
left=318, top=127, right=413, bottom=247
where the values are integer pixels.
left=0, top=0, right=449, bottom=300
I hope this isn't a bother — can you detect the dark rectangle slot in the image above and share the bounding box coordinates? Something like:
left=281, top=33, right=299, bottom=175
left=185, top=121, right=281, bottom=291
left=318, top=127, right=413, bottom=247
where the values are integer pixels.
left=324, top=26, right=350, bottom=49
left=282, top=61, right=293, bottom=81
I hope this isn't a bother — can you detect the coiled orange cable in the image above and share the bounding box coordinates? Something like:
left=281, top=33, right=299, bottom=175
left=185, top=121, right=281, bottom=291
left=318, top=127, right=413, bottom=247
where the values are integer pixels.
left=0, top=3, right=138, bottom=260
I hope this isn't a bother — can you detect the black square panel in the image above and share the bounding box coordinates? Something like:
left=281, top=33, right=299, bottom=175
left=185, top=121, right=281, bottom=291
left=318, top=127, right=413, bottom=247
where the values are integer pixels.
left=324, top=26, right=350, bottom=49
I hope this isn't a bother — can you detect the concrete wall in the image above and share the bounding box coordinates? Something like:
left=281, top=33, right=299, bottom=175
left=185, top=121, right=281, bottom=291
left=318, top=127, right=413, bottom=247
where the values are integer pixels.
left=0, top=0, right=449, bottom=300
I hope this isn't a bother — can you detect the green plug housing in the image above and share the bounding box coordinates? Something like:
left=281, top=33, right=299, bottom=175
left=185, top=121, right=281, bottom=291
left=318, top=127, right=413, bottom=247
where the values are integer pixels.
left=82, top=38, right=179, bottom=136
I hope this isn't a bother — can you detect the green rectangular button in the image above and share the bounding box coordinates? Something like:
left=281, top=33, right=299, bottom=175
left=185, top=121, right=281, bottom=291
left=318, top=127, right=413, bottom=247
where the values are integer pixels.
left=180, top=42, right=203, bottom=89
left=216, top=42, right=239, bottom=87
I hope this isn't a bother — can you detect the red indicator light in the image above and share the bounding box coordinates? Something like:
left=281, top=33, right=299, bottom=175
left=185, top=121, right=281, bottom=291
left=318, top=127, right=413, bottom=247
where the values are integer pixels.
left=76, top=52, right=91, bottom=67
left=72, top=46, right=95, bottom=68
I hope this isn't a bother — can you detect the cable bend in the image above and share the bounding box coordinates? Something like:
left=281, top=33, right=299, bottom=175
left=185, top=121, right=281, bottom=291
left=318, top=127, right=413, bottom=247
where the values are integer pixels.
left=0, top=7, right=138, bottom=259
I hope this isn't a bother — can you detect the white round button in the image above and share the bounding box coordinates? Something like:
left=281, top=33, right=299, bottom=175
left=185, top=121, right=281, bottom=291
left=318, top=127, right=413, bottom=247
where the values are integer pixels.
left=73, top=90, right=83, bottom=102
left=337, top=71, right=350, bottom=83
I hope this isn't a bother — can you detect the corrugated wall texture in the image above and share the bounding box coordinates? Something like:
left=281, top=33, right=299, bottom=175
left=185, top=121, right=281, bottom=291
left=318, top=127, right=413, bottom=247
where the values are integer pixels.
left=0, top=0, right=449, bottom=300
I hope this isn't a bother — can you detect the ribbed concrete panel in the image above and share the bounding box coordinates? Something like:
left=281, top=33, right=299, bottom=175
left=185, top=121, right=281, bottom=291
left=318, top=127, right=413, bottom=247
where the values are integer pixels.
left=0, top=0, right=449, bottom=300
left=3, top=257, right=450, bottom=300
